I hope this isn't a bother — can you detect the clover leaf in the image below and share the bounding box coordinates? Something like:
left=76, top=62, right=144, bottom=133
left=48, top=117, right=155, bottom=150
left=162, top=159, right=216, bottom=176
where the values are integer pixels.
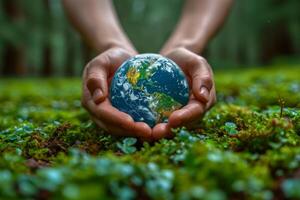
left=117, top=138, right=137, bottom=154
left=224, top=122, right=238, bottom=135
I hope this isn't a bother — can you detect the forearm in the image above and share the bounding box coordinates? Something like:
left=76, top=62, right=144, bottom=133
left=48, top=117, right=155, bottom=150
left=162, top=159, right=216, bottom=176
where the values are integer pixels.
left=63, top=0, right=135, bottom=53
left=161, top=0, right=233, bottom=54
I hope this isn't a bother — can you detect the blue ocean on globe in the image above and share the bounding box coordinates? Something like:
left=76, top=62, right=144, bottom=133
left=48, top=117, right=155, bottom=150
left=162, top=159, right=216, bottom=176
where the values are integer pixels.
left=110, top=53, right=189, bottom=127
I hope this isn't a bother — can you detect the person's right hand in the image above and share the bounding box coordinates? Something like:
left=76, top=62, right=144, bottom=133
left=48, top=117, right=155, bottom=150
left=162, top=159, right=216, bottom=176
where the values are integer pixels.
left=152, top=47, right=217, bottom=140
left=81, top=47, right=152, bottom=141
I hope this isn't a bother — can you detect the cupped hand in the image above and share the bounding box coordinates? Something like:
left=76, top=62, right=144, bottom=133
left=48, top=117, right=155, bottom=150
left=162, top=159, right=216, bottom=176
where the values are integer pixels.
left=152, top=47, right=217, bottom=140
left=82, top=47, right=152, bottom=141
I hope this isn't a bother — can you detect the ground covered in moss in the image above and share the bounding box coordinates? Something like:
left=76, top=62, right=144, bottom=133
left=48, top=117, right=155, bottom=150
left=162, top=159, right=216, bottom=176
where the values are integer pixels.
left=0, top=66, right=299, bottom=200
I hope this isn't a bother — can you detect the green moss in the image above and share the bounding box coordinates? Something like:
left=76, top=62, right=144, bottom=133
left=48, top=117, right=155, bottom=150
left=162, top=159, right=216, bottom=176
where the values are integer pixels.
left=0, top=66, right=299, bottom=199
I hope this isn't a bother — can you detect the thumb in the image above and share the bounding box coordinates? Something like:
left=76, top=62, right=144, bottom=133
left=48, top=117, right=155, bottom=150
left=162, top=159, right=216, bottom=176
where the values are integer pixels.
left=192, top=73, right=213, bottom=103
left=86, top=65, right=108, bottom=104
left=190, top=60, right=213, bottom=103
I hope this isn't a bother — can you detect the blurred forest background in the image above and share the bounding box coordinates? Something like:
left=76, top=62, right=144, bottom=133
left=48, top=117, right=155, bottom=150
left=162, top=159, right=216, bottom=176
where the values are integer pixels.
left=0, top=0, right=299, bottom=77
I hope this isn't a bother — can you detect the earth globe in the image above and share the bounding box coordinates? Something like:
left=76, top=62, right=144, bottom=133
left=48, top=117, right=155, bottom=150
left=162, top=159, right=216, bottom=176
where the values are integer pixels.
left=110, top=54, right=189, bottom=128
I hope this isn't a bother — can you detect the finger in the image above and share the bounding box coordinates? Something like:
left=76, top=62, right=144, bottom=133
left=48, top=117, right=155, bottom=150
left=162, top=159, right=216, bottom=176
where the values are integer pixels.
left=88, top=99, right=152, bottom=138
left=165, top=48, right=214, bottom=104
left=135, top=122, right=152, bottom=141
left=181, top=91, right=217, bottom=130
left=206, top=85, right=217, bottom=110
left=87, top=98, right=135, bottom=130
left=91, top=115, right=134, bottom=136
left=91, top=114, right=152, bottom=140
left=191, top=71, right=213, bottom=104
left=152, top=123, right=172, bottom=140
left=168, top=98, right=205, bottom=128
left=186, top=57, right=213, bottom=104
left=85, top=59, right=109, bottom=104
left=85, top=48, right=133, bottom=105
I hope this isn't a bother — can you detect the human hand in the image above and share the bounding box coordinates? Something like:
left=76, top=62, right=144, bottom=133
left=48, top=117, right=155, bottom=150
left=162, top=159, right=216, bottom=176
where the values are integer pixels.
left=152, top=47, right=216, bottom=140
left=82, top=47, right=152, bottom=141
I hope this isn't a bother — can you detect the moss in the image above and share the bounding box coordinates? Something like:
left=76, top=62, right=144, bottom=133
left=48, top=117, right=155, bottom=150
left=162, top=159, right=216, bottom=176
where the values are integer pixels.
left=0, top=66, right=299, bottom=199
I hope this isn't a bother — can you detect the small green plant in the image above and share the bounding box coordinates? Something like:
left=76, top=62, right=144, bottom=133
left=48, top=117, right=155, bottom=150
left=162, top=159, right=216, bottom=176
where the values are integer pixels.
left=223, top=122, right=238, bottom=135
left=117, top=138, right=137, bottom=154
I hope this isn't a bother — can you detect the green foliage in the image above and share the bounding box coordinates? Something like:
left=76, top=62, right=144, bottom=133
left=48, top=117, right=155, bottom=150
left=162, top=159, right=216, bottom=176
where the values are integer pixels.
left=223, top=122, right=238, bottom=135
left=0, top=66, right=299, bottom=199
left=117, top=138, right=137, bottom=154
left=282, top=179, right=300, bottom=199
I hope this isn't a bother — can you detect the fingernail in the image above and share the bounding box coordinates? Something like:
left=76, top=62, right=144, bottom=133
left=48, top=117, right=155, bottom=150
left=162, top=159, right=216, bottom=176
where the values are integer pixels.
left=200, top=86, right=209, bottom=102
left=93, top=89, right=103, bottom=104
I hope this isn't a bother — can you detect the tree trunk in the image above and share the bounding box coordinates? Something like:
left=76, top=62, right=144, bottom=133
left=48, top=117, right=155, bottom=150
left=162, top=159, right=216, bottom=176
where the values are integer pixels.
left=2, top=0, right=26, bottom=76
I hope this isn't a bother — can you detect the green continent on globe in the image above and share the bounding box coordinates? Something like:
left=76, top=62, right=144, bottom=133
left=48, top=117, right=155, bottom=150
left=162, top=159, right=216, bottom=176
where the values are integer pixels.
left=148, top=92, right=182, bottom=122
left=110, top=53, right=189, bottom=127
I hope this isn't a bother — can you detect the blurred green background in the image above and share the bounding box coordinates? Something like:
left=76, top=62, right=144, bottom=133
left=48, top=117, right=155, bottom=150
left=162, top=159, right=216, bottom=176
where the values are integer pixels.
left=0, top=0, right=299, bottom=76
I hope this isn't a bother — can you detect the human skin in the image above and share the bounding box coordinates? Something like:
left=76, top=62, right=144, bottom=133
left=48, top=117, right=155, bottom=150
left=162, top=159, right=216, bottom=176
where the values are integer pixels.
left=63, top=0, right=152, bottom=141
left=62, top=0, right=233, bottom=141
left=155, top=0, right=234, bottom=139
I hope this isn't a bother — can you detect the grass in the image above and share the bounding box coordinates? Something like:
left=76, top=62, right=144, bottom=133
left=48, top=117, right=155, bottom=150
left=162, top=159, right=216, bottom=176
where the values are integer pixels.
left=0, top=66, right=299, bottom=200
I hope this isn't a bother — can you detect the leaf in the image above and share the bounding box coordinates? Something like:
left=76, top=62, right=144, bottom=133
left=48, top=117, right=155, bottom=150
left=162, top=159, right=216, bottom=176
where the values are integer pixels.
left=117, top=138, right=137, bottom=154
left=282, top=179, right=300, bottom=198
left=224, top=122, right=238, bottom=135
left=123, top=138, right=137, bottom=146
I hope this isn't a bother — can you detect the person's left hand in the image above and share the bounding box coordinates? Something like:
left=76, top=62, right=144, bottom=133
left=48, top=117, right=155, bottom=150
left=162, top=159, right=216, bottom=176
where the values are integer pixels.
left=81, top=47, right=152, bottom=141
left=152, top=47, right=216, bottom=140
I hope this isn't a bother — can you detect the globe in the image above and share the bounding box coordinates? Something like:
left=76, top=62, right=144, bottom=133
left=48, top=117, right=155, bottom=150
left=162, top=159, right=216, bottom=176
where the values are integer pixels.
left=110, top=53, right=189, bottom=127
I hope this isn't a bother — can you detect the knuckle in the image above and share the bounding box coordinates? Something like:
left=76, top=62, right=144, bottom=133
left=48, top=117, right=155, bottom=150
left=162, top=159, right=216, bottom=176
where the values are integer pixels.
left=119, top=116, right=134, bottom=129
left=85, top=64, right=108, bottom=84
left=197, top=56, right=208, bottom=65
left=202, top=75, right=213, bottom=83
left=193, top=73, right=212, bottom=84
left=84, top=63, right=94, bottom=77
left=86, top=72, right=100, bottom=82
left=115, top=48, right=131, bottom=58
left=198, top=56, right=214, bottom=74
left=202, top=76, right=213, bottom=89
left=185, top=58, right=196, bottom=70
left=166, top=47, right=186, bottom=58
left=174, top=47, right=186, bottom=54
left=107, top=48, right=133, bottom=64
left=91, top=59, right=105, bottom=69
left=187, top=55, right=205, bottom=69
left=86, top=55, right=109, bottom=72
